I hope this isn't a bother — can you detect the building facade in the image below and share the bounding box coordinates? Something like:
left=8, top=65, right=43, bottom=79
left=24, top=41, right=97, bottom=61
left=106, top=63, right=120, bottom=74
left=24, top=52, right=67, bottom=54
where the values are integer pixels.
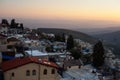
left=2, top=57, right=60, bottom=80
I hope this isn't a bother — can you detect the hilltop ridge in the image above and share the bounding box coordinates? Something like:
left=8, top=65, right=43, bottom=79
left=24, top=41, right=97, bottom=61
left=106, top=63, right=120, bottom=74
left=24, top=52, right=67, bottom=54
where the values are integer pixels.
left=37, top=28, right=98, bottom=44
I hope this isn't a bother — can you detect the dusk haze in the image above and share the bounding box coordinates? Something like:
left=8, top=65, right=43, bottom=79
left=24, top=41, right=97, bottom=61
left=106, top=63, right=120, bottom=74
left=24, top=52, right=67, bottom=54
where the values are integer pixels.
left=1, top=0, right=120, bottom=29
left=0, top=0, right=120, bottom=80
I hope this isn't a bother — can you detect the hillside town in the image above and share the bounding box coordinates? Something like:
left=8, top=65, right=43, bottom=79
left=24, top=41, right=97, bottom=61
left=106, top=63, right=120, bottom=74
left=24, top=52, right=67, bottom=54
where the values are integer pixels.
left=0, top=19, right=120, bottom=80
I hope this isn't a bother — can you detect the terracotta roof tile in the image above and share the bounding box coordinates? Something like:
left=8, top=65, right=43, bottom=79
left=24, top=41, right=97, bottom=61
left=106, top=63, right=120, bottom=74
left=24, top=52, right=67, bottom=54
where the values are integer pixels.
left=7, top=37, right=20, bottom=42
left=0, top=33, right=7, bottom=37
left=2, top=57, right=58, bottom=72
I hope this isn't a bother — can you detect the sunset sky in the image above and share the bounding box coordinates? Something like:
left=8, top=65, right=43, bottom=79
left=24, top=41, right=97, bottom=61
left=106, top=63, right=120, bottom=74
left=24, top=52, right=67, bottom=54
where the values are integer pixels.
left=1, top=0, right=120, bottom=28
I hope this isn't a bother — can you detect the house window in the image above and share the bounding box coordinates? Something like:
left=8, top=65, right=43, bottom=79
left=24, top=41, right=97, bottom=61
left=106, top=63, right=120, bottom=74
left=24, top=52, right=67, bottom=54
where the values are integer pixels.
left=32, top=70, right=36, bottom=76
left=51, top=69, right=55, bottom=74
left=11, top=72, right=14, bottom=77
left=43, top=69, right=47, bottom=75
left=69, top=66, right=71, bottom=68
left=26, top=70, right=30, bottom=76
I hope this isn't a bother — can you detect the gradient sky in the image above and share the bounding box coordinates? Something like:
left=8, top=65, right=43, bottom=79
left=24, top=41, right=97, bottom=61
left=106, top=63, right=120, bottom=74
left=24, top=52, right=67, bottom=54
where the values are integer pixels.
left=1, top=0, right=120, bottom=28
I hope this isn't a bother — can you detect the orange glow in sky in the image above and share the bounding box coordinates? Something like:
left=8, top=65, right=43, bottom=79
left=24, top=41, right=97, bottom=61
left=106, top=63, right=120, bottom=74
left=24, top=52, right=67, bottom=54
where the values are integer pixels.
left=1, top=0, right=120, bottom=22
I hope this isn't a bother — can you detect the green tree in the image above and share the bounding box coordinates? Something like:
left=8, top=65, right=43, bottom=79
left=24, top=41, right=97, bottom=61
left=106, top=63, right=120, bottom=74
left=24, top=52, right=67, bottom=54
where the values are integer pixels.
left=67, top=35, right=74, bottom=50
left=61, top=33, right=65, bottom=42
left=92, top=41, right=105, bottom=67
left=70, top=48, right=81, bottom=60
left=55, top=34, right=62, bottom=41
left=10, top=19, right=16, bottom=28
left=1, top=19, right=9, bottom=25
left=46, top=46, right=53, bottom=52
left=54, top=33, right=65, bottom=42
left=20, top=23, right=24, bottom=30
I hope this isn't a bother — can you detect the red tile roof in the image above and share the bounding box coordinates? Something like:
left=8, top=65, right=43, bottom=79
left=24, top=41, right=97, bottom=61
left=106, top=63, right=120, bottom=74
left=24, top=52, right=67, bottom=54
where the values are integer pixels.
left=7, top=37, right=20, bottom=42
left=2, top=57, right=58, bottom=72
left=0, top=33, right=7, bottom=37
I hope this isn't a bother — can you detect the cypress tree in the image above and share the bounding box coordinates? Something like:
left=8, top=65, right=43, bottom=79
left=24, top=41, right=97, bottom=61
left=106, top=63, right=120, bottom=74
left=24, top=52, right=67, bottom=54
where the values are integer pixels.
left=20, top=23, right=24, bottom=30
left=92, top=41, right=105, bottom=67
left=67, top=35, right=74, bottom=50
left=61, top=33, right=65, bottom=42
left=1, top=19, right=9, bottom=25
left=10, top=19, right=16, bottom=28
left=70, top=48, right=81, bottom=60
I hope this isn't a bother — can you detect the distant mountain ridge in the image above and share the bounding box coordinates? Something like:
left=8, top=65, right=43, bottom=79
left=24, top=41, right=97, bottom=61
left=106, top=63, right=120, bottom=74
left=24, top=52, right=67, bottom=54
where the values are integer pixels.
left=95, top=31, right=120, bottom=45
left=37, top=28, right=120, bottom=57
left=94, top=31, right=120, bottom=57
left=73, top=27, right=120, bottom=35
left=37, top=28, right=98, bottom=44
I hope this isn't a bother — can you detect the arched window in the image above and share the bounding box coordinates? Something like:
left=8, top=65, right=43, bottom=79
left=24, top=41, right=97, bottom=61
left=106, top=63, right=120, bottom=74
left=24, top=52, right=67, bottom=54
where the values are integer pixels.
left=26, top=70, right=30, bottom=76
left=43, top=69, right=47, bottom=75
left=69, top=66, right=71, bottom=68
left=32, top=70, right=36, bottom=76
left=12, top=72, right=14, bottom=77
left=51, top=69, right=55, bottom=74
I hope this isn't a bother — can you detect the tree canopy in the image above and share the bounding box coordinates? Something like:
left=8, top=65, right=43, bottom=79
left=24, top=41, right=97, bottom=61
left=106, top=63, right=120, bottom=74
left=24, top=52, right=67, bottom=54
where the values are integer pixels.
left=70, top=48, right=81, bottom=60
left=67, top=35, right=74, bottom=50
left=54, top=33, right=65, bottom=42
left=92, top=41, right=105, bottom=67
left=1, top=19, right=9, bottom=25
